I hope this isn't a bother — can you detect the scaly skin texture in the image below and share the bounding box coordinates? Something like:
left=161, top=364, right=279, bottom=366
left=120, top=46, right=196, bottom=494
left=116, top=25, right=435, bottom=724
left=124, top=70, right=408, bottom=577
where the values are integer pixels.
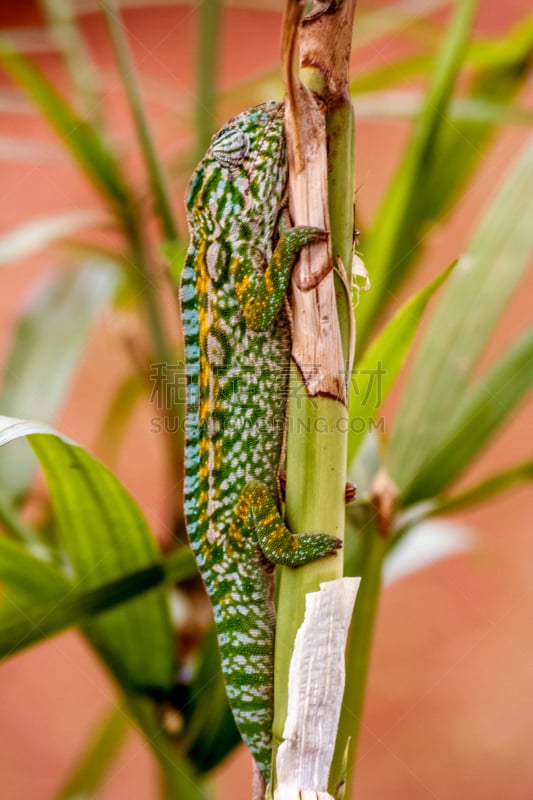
left=180, top=102, right=341, bottom=780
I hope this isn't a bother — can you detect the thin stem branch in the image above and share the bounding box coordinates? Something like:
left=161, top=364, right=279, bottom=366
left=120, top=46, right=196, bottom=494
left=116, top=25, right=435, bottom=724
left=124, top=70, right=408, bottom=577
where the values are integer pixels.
left=329, top=522, right=386, bottom=796
left=101, top=0, right=179, bottom=242
left=195, top=0, right=221, bottom=161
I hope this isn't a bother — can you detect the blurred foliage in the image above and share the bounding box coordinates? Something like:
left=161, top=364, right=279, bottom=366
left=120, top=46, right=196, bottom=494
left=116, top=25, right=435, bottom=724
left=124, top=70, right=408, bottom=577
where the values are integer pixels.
left=0, top=1, right=531, bottom=797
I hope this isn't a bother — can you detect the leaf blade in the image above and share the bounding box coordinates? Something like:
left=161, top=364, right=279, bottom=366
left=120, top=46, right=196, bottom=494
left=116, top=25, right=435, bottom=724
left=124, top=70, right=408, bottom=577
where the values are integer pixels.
left=388, top=140, right=533, bottom=489
left=0, top=415, right=175, bottom=691
left=356, top=0, right=479, bottom=346
left=348, top=260, right=456, bottom=463
left=56, top=707, right=129, bottom=800
left=0, top=40, right=130, bottom=207
left=0, top=262, right=119, bottom=500
left=402, top=330, right=533, bottom=503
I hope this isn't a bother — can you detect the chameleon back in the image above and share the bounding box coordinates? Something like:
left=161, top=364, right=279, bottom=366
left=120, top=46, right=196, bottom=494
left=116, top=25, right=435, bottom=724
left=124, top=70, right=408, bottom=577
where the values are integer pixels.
left=180, top=102, right=289, bottom=777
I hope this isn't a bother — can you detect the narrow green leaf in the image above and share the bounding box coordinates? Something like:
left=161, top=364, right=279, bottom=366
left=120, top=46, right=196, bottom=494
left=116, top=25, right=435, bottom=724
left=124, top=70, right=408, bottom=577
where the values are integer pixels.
left=39, top=0, right=103, bottom=127
left=0, top=533, right=68, bottom=602
left=0, top=490, right=44, bottom=548
left=56, top=707, right=129, bottom=800
left=468, top=15, right=533, bottom=72
left=0, top=546, right=196, bottom=661
left=388, top=141, right=533, bottom=488
left=350, top=52, right=434, bottom=94
left=353, top=91, right=533, bottom=127
left=0, top=40, right=130, bottom=207
left=354, top=0, right=450, bottom=47
left=348, top=261, right=455, bottom=463
left=0, top=561, right=165, bottom=661
left=0, top=209, right=108, bottom=266
left=162, top=239, right=188, bottom=288
left=94, top=374, right=144, bottom=469
left=402, top=331, right=533, bottom=503
left=434, top=460, right=533, bottom=514
left=0, top=416, right=175, bottom=691
left=164, top=546, right=198, bottom=584
left=417, top=17, right=533, bottom=226
left=0, top=262, right=119, bottom=501
left=356, top=0, right=478, bottom=347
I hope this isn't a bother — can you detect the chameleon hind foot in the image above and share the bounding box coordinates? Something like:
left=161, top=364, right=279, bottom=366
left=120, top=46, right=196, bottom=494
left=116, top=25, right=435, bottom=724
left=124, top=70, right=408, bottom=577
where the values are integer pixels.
left=233, top=480, right=342, bottom=567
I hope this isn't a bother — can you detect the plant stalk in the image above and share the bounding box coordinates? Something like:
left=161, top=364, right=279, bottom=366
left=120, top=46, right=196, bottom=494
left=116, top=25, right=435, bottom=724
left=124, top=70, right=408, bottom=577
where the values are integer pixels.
left=195, top=0, right=220, bottom=160
left=101, top=0, right=179, bottom=242
left=329, top=521, right=386, bottom=796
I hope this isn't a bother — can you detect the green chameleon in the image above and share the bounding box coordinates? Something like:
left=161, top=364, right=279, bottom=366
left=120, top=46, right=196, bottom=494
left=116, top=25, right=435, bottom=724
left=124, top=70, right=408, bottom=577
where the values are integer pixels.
left=180, top=101, right=342, bottom=781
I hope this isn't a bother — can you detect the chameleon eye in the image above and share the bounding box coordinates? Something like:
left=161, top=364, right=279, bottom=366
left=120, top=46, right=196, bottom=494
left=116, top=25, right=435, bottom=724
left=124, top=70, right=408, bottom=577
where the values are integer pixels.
left=211, top=127, right=249, bottom=168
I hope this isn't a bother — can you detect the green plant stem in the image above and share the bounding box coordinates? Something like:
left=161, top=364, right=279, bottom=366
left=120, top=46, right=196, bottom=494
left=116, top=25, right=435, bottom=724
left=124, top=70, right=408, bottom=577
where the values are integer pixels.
left=195, top=0, right=220, bottom=160
left=101, top=0, right=179, bottom=241
left=120, top=203, right=170, bottom=368
left=272, top=387, right=348, bottom=773
left=327, top=101, right=356, bottom=369
left=56, top=707, right=129, bottom=799
left=271, top=4, right=357, bottom=787
left=329, top=522, right=386, bottom=796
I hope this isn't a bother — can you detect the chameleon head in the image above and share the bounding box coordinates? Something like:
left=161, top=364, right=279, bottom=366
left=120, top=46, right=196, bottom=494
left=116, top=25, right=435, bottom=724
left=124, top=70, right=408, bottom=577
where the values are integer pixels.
left=186, top=101, right=287, bottom=225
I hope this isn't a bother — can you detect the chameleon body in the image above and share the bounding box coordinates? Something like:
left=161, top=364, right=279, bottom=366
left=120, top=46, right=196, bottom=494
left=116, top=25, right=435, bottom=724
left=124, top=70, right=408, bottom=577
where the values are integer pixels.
left=180, top=102, right=340, bottom=780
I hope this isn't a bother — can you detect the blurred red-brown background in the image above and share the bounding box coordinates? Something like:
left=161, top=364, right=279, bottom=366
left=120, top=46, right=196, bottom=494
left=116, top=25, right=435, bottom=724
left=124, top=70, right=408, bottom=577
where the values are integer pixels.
left=0, top=1, right=532, bottom=798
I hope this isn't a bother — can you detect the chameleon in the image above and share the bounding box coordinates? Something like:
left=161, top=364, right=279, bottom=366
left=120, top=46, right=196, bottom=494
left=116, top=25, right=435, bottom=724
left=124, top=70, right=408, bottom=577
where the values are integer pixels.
left=180, top=101, right=342, bottom=781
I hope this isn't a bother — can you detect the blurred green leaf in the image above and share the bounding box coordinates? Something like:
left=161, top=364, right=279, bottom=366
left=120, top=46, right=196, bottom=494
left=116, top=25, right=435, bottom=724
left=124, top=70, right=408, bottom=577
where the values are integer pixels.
left=356, top=0, right=478, bottom=347
left=0, top=489, right=44, bottom=548
left=39, top=0, right=103, bottom=127
left=0, top=209, right=108, bottom=266
left=388, top=140, right=533, bottom=490
left=0, top=561, right=164, bottom=661
left=355, top=11, right=533, bottom=349
left=161, top=239, right=188, bottom=287
left=0, top=542, right=196, bottom=660
left=56, top=706, right=129, bottom=800
left=0, top=415, right=175, bottom=692
left=0, top=40, right=130, bottom=207
left=434, top=460, right=533, bottom=514
left=348, top=261, right=456, bottom=464
left=353, top=91, right=533, bottom=126
left=94, top=374, right=144, bottom=469
left=183, top=624, right=240, bottom=773
left=354, top=0, right=450, bottom=47
left=417, top=16, right=533, bottom=226
left=351, top=52, right=433, bottom=94
left=402, top=330, right=533, bottom=503
left=351, top=16, right=533, bottom=97
left=0, top=533, right=67, bottom=603
left=391, top=459, right=533, bottom=544
left=0, top=262, right=119, bottom=501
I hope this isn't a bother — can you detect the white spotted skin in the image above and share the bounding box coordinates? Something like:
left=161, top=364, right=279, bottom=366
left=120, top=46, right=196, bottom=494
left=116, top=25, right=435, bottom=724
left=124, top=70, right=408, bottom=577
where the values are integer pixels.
left=180, top=102, right=288, bottom=780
